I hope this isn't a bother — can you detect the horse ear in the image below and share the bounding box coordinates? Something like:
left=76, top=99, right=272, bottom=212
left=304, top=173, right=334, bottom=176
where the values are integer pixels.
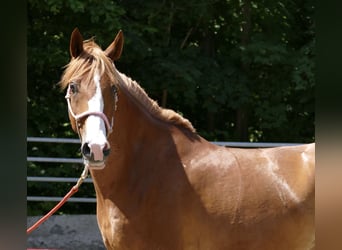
left=70, top=28, right=84, bottom=58
left=105, top=30, right=124, bottom=61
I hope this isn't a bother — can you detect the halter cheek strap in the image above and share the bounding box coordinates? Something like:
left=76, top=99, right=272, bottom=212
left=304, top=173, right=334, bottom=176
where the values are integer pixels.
left=65, top=87, right=113, bottom=136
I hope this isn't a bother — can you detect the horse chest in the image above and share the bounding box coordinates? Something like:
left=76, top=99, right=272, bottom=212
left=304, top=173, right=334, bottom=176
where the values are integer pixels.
left=97, top=203, right=167, bottom=249
left=96, top=205, right=126, bottom=248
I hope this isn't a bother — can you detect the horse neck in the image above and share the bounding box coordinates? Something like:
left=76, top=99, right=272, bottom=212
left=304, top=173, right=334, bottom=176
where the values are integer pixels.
left=90, top=73, right=175, bottom=195
left=113, top=85, right=164, bottom=147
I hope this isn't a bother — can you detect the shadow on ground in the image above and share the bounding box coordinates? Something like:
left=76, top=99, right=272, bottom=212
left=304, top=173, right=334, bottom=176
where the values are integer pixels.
left=27, top=215, right=105, bottom=250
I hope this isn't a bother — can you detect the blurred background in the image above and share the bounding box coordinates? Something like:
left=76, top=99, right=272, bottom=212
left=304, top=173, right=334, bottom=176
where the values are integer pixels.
left=27, top=0, right=314, bottom=216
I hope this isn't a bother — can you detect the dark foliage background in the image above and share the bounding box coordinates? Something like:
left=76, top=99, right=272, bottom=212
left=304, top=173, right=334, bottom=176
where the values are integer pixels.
left=27, top=0, right=314, bottom=215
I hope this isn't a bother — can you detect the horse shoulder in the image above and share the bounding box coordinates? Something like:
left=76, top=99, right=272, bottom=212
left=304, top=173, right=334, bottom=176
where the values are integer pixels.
left=181, top=142, right=246, bottom=217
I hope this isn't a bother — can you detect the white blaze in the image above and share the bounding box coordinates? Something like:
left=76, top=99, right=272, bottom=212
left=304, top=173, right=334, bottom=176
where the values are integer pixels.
left=83, top=73, right=108, bottom=155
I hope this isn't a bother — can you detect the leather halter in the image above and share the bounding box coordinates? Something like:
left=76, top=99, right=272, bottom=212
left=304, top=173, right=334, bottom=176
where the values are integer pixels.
left=65, top=84, right=117, bottom=138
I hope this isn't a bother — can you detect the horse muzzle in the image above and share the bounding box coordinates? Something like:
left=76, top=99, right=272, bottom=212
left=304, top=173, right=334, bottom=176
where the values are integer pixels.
left=81, top=142, right=111, bottom=169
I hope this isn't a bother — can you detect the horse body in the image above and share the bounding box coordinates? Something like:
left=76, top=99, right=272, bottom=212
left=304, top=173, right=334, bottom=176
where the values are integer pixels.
left=92, top=98, right=314, bottom=249
left=61, top=28, right=315, bottom=249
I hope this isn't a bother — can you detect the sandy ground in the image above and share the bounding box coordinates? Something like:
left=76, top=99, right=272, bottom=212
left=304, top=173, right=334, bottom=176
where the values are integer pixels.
left=27, top=215, right=105, bottom=250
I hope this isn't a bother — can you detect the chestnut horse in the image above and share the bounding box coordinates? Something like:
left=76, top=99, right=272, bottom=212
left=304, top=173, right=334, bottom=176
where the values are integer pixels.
left=60, top=28, right=315, bottom=250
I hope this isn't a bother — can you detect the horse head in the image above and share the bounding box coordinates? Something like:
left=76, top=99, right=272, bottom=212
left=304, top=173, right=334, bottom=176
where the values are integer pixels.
left=61, top=28, right=124, bottom=169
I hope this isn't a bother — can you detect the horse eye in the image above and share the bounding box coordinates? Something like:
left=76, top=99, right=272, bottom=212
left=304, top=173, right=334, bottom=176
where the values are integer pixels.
left=69, top=83, right=78, bottom=94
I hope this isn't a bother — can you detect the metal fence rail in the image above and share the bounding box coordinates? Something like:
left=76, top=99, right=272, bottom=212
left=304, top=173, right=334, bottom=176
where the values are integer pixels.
left=212, top=141, right=301, bottom=148
left=27, top=137, right=303, bottom=203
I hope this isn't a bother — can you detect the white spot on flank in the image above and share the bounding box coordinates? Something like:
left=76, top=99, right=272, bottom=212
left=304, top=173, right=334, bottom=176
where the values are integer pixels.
left=84, top=73, right=107, bottom=148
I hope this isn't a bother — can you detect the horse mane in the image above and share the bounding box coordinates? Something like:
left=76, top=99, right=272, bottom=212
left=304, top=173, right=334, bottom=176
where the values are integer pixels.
left=60, top=38, right=196, bottom=133
left=115, top=71, right=196, bottom=133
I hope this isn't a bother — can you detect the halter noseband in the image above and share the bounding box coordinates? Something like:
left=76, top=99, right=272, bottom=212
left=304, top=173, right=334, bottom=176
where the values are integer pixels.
left=65, top=86, right=115, bottom=137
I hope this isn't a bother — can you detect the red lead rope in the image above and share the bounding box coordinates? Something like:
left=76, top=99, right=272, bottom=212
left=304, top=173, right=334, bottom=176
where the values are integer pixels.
left=27, top=165, right=89, bottom=234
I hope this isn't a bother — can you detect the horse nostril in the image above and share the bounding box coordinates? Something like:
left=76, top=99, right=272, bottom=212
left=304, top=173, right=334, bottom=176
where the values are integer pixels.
left=82, top=142, right=110, bottom=160
left=81, top=143, right=91, bottom=159
left=103, top=143, right=111, bottom=157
